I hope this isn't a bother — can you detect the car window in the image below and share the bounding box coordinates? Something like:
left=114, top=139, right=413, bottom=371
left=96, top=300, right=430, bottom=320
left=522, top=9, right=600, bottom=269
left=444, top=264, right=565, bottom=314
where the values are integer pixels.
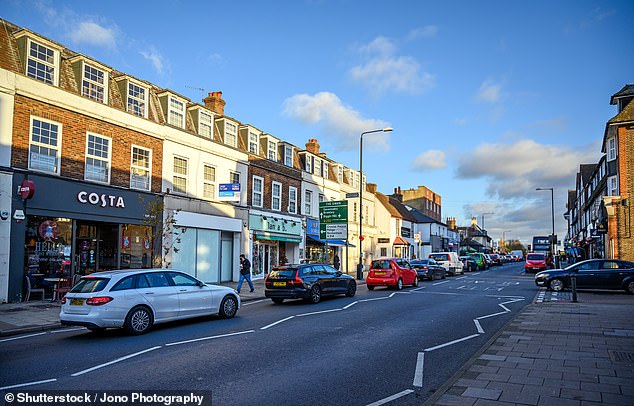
left=576, top=261, right=599, bottom=271
left=167, top=272, right=199, bottom=286
left=312, top=264, right=327, bottom=275
left=323, top=265, right=338, bottom=275
left=144, top=272, right=171, bottom=287
left=372, top=260, right=391, bottom=270
left=396, top=259, right=408, bottom=268
left=110, top=276, right=136, bottom=291
left=70, top=277, right=110, bottom=293
left=270, top=268, right=298, bottom=278
left=137, top=274, right=150, bottom=288
left=429, top=254, right=448, bottom=262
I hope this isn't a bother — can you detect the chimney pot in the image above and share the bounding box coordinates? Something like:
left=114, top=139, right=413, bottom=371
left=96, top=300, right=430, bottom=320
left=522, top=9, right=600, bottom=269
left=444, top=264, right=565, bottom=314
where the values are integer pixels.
left=203, top=91, right=226, bottom=116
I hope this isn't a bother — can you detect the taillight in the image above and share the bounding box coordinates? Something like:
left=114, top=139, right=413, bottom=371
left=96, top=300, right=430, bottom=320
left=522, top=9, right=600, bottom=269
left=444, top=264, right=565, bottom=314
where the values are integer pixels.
left=61, top=296, right=67, bottom=304
left=86, top=297, right=113, bottom=306
left=289, top=274, right=304, bottom=287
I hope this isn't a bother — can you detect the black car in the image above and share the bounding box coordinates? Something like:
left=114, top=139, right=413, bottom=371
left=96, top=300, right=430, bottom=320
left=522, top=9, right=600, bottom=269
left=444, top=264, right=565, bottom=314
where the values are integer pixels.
left=459, top=256, right=478, bottom=272
left=410, top=259, right=446, bottom=281
left=264, top=264, right=356, bottom=304
left=535, top=259, right=634, bottom=294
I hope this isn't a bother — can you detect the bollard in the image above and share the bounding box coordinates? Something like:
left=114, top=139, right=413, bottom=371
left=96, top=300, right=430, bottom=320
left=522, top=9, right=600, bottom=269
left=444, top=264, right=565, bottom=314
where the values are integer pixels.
left=356, top=263, right=364, bottom=280
left=571, top=273, right=577, bottom=302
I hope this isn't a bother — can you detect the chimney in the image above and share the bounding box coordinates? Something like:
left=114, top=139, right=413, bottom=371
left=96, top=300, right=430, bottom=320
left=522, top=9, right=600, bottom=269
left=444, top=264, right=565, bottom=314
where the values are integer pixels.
left=446, top=217, right=456, bottom=230
left=203, top=91, right=226, bottom=116
left=367, top=183, right=377, bottom=193
left=305, top=139, right=320, bottom=155
left=471, top=216, right=477, bottom=226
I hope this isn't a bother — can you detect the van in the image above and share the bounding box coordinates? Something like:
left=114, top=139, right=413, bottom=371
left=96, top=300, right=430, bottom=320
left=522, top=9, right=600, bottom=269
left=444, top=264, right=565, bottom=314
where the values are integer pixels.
left=428, top=252, right=463, bottom=275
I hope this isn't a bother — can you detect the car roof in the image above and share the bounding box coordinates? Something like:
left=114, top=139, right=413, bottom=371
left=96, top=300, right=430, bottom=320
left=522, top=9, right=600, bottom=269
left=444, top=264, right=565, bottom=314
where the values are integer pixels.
left=80, top=268, right=183, bottom=278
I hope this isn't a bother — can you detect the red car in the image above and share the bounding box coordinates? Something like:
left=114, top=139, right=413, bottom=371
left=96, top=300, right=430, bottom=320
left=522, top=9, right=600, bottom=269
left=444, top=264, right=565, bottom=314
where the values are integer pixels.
left=525, top=253, right=547, bottom=274
left=366, top=258, right=418, bottom=290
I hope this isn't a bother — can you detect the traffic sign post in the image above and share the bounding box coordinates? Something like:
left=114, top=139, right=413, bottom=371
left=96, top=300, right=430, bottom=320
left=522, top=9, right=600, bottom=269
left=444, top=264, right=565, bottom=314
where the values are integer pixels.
left=319, top=200, right=348, bottom=240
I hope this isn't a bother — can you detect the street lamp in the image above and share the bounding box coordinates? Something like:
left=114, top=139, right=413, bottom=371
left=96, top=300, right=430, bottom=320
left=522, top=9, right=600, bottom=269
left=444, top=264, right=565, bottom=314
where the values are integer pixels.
left=358, top=127, right=393, bottom=280
left=481, top=212, right=494, bottom=232
left=536, top=187, right=555, bottom=266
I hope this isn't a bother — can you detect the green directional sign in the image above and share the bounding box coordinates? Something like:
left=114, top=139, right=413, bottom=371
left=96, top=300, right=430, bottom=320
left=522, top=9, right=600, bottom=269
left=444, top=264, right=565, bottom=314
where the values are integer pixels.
left=319, top=200, right=348, bottom=239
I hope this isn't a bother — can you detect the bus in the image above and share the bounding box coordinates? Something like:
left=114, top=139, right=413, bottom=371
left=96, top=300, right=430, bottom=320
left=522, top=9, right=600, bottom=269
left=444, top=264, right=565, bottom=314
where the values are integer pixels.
left=532, top=236, right=550, bottom=255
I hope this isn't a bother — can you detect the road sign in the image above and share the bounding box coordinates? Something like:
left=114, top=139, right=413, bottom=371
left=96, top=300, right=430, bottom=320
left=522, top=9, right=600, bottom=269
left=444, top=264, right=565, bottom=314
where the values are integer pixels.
left=345, top=192, right=359, bottom=198
left=324, top=223, right=348, bottom=239
left=319, top=200, right=348, bottom=239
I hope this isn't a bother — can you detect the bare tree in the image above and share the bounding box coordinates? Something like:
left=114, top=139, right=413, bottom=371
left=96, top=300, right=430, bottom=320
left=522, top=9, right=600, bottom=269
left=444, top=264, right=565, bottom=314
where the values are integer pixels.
left=140, top=197, right=186, bottom=268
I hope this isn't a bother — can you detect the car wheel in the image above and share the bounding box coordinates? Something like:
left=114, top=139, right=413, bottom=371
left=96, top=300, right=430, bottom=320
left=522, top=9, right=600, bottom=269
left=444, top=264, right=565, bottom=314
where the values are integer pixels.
left=412, top=277, right=419, bottom=287
left=367, top=285, right=375, bottom=291
left=396, top=278, right=403, bottom=290
left=271, top=298, right=284, bottom=304
left=124, top=306, right=153, bottom=335
left=625, top=281, right=634, bottom=294
left=345, top=281, right=357, bottom=297
left=306, top=285, right=321, bottom=304
left=548, top=278, right=565, bottom=292
left=219, top=295, right=238, bottom=319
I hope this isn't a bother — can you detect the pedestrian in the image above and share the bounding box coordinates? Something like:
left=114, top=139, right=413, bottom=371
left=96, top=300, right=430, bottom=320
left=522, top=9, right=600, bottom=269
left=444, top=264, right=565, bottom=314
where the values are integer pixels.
left=237, top=254, right=254, bottom=293
left=333, top=254, right=340, bottom=271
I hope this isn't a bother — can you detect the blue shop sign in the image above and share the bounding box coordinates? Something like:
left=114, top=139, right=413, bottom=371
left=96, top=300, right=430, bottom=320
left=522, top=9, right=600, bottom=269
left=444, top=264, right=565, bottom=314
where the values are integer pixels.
left=306, top=218, right=320, bottom=236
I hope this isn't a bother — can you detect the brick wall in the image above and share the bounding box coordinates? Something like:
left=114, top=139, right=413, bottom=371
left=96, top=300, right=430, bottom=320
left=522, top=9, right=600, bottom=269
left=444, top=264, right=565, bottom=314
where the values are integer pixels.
left=616, top=125, right=633, bottom=260
left=12, top=95, right=163, bottom=192
left=247, top=156, right=301, bottom=213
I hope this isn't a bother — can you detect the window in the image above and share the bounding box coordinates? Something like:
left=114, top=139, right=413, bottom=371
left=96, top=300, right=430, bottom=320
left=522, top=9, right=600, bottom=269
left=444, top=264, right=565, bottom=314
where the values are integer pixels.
left=323, top=162, right=329, bottom=179
left=315, top=159, right=322, bottom=176
left=199, top=110, right=213, bottom=138
left=29, top=117, right=61, bottom=174
left=168, top=96, right=185, bottom=128
left=607, top=137, right=617, bottom=161
left=249, top=132, right=259, bottom=154
left=380, top=248, right=388, bottom=257
left=203, top=165, right=216, bottom=199
left=26, top=40, right=57, bottom=85
left=173, top=157, right=188, bottom=194
left=128, top=82, right=147, bottom=117
left=354, top=173, right=360, bottom=188
left=85, top=133, right=111, bottom=183
left=272, top=181, right=282, bottom=211
left=284, top=146, right=293, bottom=167
left=305, top=190, right=313, bottom=215
left=130, top=146, right=151, bottom=190
left=608, top=176, right=618, bottom=196
left=288, top=186, right=297, bottom=214
left=319, top=193, right=325, bottom=203
left=268, top=140, right=277, bottom=161
left=82, top=63, right=106, bottom=103
left=305, top=156, right=312, bottom=173
left=252, top=176, right=263, bottom=207
left=224, top=121, right=237, bottom=147
left=353, top=202, right=357, bottom=221
left=230, top=171, right=240, bottom=185
left=337, top=166, right=343, bottom=182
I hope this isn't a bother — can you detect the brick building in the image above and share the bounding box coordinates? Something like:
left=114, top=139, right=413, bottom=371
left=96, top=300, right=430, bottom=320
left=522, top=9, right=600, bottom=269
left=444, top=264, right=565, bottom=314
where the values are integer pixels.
left=394, top=185, right=442, bottom=221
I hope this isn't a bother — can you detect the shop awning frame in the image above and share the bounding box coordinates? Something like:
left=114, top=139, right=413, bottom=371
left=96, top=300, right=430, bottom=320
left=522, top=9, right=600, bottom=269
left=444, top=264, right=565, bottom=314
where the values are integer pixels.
left=254, top=231, right=302, bottom=243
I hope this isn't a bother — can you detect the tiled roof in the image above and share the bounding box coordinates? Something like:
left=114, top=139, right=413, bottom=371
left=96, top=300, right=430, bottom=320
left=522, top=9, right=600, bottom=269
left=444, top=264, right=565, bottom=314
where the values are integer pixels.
left=608, top=92, right=634, bottom=123
left=580, top=164, right=596, bottom=185
left=375, top=192, right=402, bottom=218
left=610, top=84, right=634, bottom=104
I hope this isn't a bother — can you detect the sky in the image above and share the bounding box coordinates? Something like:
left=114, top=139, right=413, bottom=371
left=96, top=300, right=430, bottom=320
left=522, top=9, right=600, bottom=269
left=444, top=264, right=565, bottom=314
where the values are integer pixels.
left=2, top=0, right=633, bottom=246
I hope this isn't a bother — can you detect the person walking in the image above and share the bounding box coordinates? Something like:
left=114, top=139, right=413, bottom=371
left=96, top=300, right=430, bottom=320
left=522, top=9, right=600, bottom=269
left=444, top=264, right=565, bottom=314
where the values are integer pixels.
left=237, top=254, right=254, bottom=293
left=333, top=254, right=340, bottom=271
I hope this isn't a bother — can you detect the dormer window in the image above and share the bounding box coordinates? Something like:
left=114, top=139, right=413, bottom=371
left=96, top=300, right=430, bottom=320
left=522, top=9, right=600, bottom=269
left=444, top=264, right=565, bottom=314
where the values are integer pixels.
left=224, top=121, right=237, bottom=147
left=249, top=131, right=259, bottom=154
left=315, top=159, right=322, bottom=176
left=607, top=137, right=617, bottom=161
left=27, top=40, right=58, bottom=85
left=337, top=166, right=343, bottom=182
left=199, top=110, right=213, bottom=138
left=323, top=162, right=329, bottom=179
left=268, top=140, right=277, bottom=161
left=284, top=145, right=293, bottom=167
left=82, top=63, right=107, bottom=102
left=126, top=81, right=148, bottom=118
left=168, top=96, right=186, bottom=129
left=305, top=155, right=312, bottom=173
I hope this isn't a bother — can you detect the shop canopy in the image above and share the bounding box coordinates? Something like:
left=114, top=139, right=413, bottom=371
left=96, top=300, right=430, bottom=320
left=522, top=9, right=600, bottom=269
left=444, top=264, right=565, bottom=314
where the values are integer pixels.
left=306, top=235, right=355, bottom=247
left=254, top=231, right=302, bottom=243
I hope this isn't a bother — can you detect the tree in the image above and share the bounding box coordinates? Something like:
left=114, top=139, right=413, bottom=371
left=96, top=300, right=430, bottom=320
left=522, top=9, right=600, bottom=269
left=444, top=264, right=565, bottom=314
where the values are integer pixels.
left=140, top=196, right=186, bottom=268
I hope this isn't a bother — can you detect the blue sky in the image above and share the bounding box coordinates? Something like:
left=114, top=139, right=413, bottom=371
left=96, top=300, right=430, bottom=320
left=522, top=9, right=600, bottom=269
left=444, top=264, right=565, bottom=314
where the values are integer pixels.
left=3, top=0, right=633, bottom=246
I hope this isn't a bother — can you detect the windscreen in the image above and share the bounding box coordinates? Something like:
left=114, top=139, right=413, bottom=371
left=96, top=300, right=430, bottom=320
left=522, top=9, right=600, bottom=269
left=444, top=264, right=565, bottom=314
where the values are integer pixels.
left=70, top=278, right=110, bottom=293
left=429, top=254, right=448, bottom=262
left=526, top=254, right=545, bottom=261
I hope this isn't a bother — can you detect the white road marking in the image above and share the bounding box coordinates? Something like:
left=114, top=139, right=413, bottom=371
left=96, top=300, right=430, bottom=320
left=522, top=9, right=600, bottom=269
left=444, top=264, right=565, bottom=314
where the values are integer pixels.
left=456, top=276, right=467, bottom=280
left=411, top=286, right=426, bottom=292
left=50, top=327, right=86, bottom=334
left=477, top=311, right=507, bottom=320
left=359, top=297, right=389, bottom=302
left=165, top=330, right=255, bottom=346
left=366, top=389, right=415, bottom=406
left=343, top=301, right=358, bottom=310
left=424, top=334, right=480, bottom=352
left=0, top=332, right=46, bottom=343
left=413, top=352, right=424, bottom=387
left=473, top=319, right=485, bottom=334
left=389, top=292, right=397, bottom=298
left=0, top=378, right=57, bottom=390
left=296, top=308, right=342, bottom=317
left=71, top=346, right=162, bottom=376
left=456, top=285, right=467, bottom=289
left=260, top=316, right=295, bottom=330
left=432, top=280, right=450, bottom=286
left=242, top=299, right=266, bottom=306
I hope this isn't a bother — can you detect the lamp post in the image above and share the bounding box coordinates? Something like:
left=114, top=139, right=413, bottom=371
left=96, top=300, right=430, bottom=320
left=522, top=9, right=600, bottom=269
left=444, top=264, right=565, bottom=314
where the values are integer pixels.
left=358, top=127, right=393, bottom=280
left=536, top=187, right=555, bottom=266
left=481, top=212, right=493, bottom=252
left=502, top=230, right=512, bottom=251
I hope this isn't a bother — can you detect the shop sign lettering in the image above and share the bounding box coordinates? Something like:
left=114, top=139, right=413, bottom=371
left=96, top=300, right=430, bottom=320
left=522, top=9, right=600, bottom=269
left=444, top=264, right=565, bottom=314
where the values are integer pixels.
left=77, top=191, right=125, bottom=208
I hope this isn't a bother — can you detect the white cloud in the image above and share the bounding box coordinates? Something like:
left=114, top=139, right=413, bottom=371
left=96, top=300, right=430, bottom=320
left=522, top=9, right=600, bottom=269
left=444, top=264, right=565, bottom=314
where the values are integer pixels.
left=350, top=36, right=435, bottom=96
left=282, top=92, right=391, bottom=151
left=475, top=79, right=502, bottom=103
left=69, top=21, right=116, bottom=48
left=407, top=25, right=439, bottom=40
left=141, top=47, right=164, bottom=74
left=411, top=150, right=447, bottom=171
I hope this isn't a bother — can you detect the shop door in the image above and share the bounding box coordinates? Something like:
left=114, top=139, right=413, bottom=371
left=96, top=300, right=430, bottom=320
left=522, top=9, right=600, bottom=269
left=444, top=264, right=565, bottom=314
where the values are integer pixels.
left=75, top=222, right=119, bottom=275
left=253, top=242, right=278, bottom=279
left=220, top=235, right=233, bottom=282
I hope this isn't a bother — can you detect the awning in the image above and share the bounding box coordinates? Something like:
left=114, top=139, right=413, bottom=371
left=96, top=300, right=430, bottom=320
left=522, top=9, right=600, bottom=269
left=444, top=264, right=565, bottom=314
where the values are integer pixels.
left=254, top=231, right=302, bottom=243
left=306, top=235, right=355, bottom=247
left=393, top=236, right=409, bottom=246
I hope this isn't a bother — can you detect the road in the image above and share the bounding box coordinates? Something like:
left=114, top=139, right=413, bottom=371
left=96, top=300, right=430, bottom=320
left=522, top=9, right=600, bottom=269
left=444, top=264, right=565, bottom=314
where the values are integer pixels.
left=1, top=262, right=535, bottom=405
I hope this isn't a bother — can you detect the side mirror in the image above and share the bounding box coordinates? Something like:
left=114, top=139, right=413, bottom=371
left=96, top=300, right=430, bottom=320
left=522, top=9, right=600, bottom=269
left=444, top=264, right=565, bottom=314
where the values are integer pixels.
left=197, top=281, right=206, bottom=287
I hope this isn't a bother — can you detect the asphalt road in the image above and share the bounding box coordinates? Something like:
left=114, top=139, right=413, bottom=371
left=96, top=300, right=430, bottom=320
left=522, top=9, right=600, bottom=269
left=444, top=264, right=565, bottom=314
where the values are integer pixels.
left=0, top=262, right=535, bottom=405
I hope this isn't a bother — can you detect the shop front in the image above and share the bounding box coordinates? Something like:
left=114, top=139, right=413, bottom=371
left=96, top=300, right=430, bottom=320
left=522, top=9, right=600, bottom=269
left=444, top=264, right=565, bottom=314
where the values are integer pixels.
left=304, top=218, right=349, bottom=267
left=249, top=213, right=302, bottom=279
left=9, top=174, right=159, bottom=302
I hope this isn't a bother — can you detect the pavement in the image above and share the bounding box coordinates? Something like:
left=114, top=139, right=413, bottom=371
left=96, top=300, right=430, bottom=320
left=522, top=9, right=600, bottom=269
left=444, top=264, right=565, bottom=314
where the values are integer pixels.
left=2, top=278, right=633, bottom=406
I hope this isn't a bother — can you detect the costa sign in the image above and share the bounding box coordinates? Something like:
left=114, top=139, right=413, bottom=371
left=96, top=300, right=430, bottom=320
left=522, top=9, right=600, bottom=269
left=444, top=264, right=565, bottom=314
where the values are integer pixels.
left=18, top=180, right=35, bottom=200
left=77, top=191, right=126, bottom=208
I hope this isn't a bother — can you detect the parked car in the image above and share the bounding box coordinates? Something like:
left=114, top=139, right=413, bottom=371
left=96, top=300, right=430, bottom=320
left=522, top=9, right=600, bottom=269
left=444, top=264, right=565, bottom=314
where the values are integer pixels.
left=60, top=269, right=240, bottom=335
left=264, top=263, right=356, bottom=304
left=410, top=259, right=446, bottom=280
left=469, top=253, right=488, bottom=270
left=483, top=254, right=493, bottom=268
left=489, top=254, right=502, bottom=266
left=525, top=253, right=548, bottom=274
left=535, top=259, right=634, bottom=294
left=428, top=252, right=463, bottom=275
left=366, top=258, right=418, bottom=290
left=459, top=256, right=478, bottom=272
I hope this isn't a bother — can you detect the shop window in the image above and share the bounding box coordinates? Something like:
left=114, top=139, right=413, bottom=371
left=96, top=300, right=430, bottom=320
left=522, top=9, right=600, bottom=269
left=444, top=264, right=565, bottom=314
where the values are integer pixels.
left=130, top=145, right=151, bottom=191
left=171, top=227, right=223, bottom=283
left=120, top=224, right=153, bottom=269
left=85, top=133, right=111, bottom=183
left=29, top=117, right=61, bottom=174
left=173, top=156, right=188, bottom=194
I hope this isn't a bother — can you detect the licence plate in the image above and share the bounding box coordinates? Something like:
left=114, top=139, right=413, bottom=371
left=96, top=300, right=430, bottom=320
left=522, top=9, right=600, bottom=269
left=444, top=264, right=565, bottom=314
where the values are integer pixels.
left=374, top=271, right=386, bottom=276
left=70, top=298, right=84, bottom=306
left=273, top=282, right=287, bottom=287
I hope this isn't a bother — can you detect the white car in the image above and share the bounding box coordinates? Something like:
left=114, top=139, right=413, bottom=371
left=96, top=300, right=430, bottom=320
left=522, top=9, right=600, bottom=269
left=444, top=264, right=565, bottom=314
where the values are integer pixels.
left=60, top=269, right=240, bottom=335
left=428, top=252, right=464, bottom=275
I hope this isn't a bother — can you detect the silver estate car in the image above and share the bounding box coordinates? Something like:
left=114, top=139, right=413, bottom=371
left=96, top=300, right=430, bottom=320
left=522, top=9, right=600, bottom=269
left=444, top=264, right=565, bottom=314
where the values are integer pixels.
left=60, top=269, right=240, bottom=335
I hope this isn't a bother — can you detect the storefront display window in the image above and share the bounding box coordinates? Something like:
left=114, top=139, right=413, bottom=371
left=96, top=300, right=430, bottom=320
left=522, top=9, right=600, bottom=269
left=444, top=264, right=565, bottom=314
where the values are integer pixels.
left=24, top=216, right=72, bottom=291
left=120, top=224, right=153, bottom=269
left=172, top=227, right=227, bottom=283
